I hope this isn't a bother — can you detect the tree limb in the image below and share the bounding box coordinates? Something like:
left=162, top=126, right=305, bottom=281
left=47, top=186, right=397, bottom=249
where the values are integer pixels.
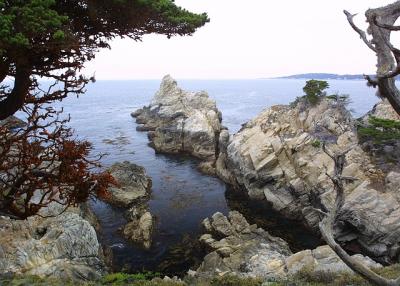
left=343, top=10, right=377, bottom=52
left=319, top=145, right=400, bottom=286
left=0, top=66, right=31, bottom=120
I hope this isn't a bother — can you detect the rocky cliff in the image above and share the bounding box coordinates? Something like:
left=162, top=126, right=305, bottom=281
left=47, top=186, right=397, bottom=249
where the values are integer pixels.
left=216, top=98, right=400, bottom=264
left=132, top=75, right=223, bottom=164
left=0, top=203, right=107, bottom=281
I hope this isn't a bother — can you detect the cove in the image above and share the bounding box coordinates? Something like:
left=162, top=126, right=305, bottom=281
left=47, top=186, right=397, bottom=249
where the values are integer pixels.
left=57, top=79, right=379, bottom=276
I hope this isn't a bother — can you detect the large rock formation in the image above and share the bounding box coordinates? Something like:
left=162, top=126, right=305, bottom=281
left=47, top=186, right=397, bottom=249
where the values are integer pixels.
left=216, top=98, right=400, bottom=263
left=192, top=212, right=381, bottom=281
left=0, top=204, right=107, bottom=281
left=132, top=75, right=223, bottom=163
left=106, top=161, right=154, bottom=249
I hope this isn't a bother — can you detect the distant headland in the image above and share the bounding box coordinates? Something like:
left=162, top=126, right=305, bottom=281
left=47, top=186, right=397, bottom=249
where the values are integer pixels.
left=272, top=73, right=379, bottom=80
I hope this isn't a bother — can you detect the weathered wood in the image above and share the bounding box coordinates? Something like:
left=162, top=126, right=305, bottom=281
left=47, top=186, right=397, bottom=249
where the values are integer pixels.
left=345, top=1, right=400, bottom=116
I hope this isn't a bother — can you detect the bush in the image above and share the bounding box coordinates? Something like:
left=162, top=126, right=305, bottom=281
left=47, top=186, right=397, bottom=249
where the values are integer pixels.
left=101, top=272, right=162, bottom=285
left=358, top=116, right=400, bottom=143
left=311, top=140, right=321, bottom=148
left=303, top=80, right=329, bottom=105
left=290, top=80, right=330, bottom=108
left=210, top=275, right=263, bottom=286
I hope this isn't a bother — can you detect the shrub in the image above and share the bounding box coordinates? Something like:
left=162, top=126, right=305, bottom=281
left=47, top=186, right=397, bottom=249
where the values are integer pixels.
left=303, top=80, right=329, bottom=105
left=358, top=116, right=400, bottom=143
left=101, top=272, right=162, bottom=285
left=311, top=140, right=321, bottom=148
left=210, top=275, right=263, bottom=286
left=290, top=80, right=330, bottom=107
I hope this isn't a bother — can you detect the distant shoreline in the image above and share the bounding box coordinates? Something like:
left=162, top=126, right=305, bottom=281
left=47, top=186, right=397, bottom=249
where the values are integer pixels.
left=270, top=73, right=400, bottom=81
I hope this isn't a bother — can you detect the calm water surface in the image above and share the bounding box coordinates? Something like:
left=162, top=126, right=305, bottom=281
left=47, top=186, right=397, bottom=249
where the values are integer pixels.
left=57, top=79, right=379, bottom=274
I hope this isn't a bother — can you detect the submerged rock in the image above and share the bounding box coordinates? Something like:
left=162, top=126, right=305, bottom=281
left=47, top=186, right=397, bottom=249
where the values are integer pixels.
left=216, top=98, right=400, bottom=263
left=0, top=203, right=107, bottom=281
left=133, top=75, right=223, bottom=164
left=193, top=212, right=381, bottom=281
left=106, top=161, right=152, bottom=207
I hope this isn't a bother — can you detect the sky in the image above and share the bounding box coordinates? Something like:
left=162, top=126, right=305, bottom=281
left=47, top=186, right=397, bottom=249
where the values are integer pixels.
left=83, top=0, right=398, bottom=80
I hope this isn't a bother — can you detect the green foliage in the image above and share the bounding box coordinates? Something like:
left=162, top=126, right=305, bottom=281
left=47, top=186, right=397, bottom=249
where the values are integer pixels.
left=101, top=272, right=162, bottom=285
left=303, top=80, right=329, bottom=105
left=0, top=0, right=209, bottom=119
left=290, top=80, right=330, bottom=108
left=210, top=275, right=263, bottom=286
left=358, top=116, right=400, bottom=143
left=2, top=266, right=400, bottom=286
left=311, top=139, right=321, bottom=148
left=0, top=0, right=208, bottom=54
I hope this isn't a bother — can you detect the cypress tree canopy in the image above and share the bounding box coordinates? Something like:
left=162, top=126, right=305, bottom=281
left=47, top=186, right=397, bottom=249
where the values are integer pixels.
left=0, top=0, right=209, bottom=119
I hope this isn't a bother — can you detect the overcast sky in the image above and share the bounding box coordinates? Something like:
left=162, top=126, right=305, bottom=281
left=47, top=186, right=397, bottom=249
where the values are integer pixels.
left=84, top=0, right=397, bottom=80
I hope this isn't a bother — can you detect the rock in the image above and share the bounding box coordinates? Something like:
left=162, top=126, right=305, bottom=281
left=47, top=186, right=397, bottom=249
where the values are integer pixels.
left=195, top=211, right=292, bottom=280
left=133, top=75, right=222, bottom=163
left=198, top=161, right=216, bottom=176
left=0, top=203, right=106, bottom=281
left=216, top=98, right=400, bottom=263
left=285, top=246, right=382, bottom=276
left=123, top=212, right=153, bottom=249
left=337, top=184, right=400, bottom=264
left=194, top=212, right=382, bottom=282
left=0, top=116, right=27, bottom=129
left=106, top=161, right=152, bottom=207
left=362, top=99, right=400, bottom=122
left=105, top=161, right=154, bottom=249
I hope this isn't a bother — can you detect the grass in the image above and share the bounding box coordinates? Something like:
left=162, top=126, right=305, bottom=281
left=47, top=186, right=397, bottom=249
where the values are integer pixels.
left=1, top=265, right=400, bottom=286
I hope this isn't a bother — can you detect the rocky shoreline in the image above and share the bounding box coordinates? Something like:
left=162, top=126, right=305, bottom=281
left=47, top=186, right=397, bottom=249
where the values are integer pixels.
left=132, top=76, right=400, bottom=270
left=191, top=211, right=381, bottom=281
left=1, top=76, right=400, bottom=284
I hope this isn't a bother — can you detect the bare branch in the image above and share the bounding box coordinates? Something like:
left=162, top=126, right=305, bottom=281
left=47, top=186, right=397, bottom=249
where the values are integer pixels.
left=343, top=10, right=377, bottom=52
left=319, top=144, right=400, bottom=286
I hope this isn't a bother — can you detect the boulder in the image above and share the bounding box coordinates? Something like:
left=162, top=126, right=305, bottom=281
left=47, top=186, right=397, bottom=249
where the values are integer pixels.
left=123, top=211, right=153, bottom=249
left=193, top=212, right=381, bottom=281
left=105, top=161, right=154, bottom=249
left=106, top=161, right=152, bottom=207
left=133, top=75, right=222, bottom=163
left=196, top=211, right=291, bottom=280
left=0, top=203, right=106, bottom=281
left=216, top=98, right=400, bottom=263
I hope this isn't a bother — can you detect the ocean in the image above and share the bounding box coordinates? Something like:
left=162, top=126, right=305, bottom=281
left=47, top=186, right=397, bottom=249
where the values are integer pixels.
left=56, top=79, right=379, bottom=274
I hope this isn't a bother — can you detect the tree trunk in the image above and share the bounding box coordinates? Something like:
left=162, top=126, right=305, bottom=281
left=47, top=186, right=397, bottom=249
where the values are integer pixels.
left=0, top=66, right=31, bottom=120
left=345, top=1, right=400, bottom=116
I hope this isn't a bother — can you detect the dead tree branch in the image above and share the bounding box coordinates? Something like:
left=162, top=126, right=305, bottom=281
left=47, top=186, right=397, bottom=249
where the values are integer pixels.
left=319, top=143, right=400, bottom=286
left=344, top=1, right=400, bottom=116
